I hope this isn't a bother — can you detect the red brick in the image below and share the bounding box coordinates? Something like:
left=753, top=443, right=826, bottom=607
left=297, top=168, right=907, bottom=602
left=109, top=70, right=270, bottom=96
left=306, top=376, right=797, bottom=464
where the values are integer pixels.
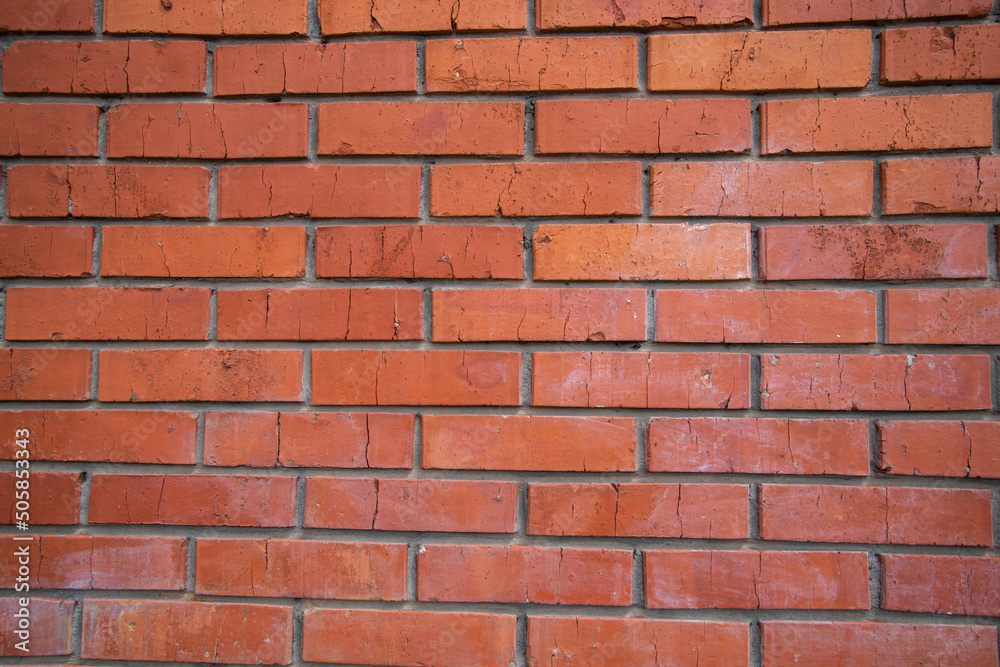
left=657, top=290, right=876, bottom=343
left=304, top=478, right=516, bottom=532
left=319, top=0, right=525, bottom=34
left=433, top=288, right=645, bottom=341
left=431, top=162, right=641, bottom=216
left=764, top=0, right=990, bottom=24
left=196, top=538, right=406, bottom=600
left=89, top=474, right=296, bottom=527
left=0, top=225, right=93, bottom=277
left=6, top=287, right=210, bottom=340
left=882, top=555, right=1000, bottom=616
left=104, top=0, right=306, bottom=35
left=3, top=40, right=207, bottom=94
left=536, top=99, right=749, bottom=154
left=878, top=420, right=1000, bottom=478
left=101, top=226, right=305, bottom=278
left=81, top=600, right=292, bottom=663
left=886, top=288, right=1000, bottom=344
left=528, top=617, right=749, bottom=667
left=219, top=165, right=420, bottom=218
left=882, top=25, right=1000, bottom=83
left=303, top=609, right=516, bottom=667
left=214, top=42, right=416, bottom=95
left=217, top=288, right=422, bottom=341
left=0, top=471, right=81, bottom=525
left=759, top=484, right=993, bottom=546
left=319, top=102, right=523, bottom=155
left=0, top=410, right=197, bottom=464
left=882, top=156, right=1000, bottom=214
left=0, top=535, right=186, bottom=590
left=763, top=622, right=998, bottom=666
left=422, top=415, right=636, bottom=471
left=312, top=350, right=520, bottom=406
left=99, top=349, right=302, bottom=402
left=426, top=36, right=637, bottom=92
left=0, top=598, right=73, bottom=656
left=0, top=0, right=93, bottom=31
left=651, top=161, right=873, bottom=217
left=758, top=224, right=988, bottom=280
left=8, top=165, right=210, bottom=218
left=203, top=412, right=278, bottom=467
left=761, top=94, right=992, bottom=153
left=278, top=412, right=414, bottom=468
left=107, top=102, right=308, bottom=158
left=316, top=225, right=523, bottom=279
left=0, top=103, right=98, bottom=156
left=760, top=353, right=992, bottom=411
left=528, top=483, right=748, bottom=538
left=645, top=550, right=869, bottom=610
left=533, top=351, right=750, bottom=409
left=649, top=30, right=870, bottom=91
left=0, top=348, right=91, bottom=401
left=418, top=545, right=632, bottom=605
left=647, top=417, right=869, bottom=476
left=537, top=0, right=752, bottom=29
left=534, top=223, right=750, bottom=281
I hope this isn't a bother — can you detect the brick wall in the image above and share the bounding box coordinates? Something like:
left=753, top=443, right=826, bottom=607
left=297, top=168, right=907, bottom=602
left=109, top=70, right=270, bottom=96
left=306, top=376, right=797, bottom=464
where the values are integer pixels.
left=0, top=0, right=998, bottom=665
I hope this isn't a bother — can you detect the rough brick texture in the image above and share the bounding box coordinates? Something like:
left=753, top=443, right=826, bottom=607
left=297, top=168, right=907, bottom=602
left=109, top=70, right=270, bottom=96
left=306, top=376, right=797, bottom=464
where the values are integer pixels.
left=2, top=3, right=998, bottom=665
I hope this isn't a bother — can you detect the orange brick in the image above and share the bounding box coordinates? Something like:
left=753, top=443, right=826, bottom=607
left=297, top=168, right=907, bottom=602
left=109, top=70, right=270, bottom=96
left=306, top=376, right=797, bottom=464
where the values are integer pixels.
left=278, top=412, right=414, bottom=468
left=88, top=474, right=297, bottom=527
left=418, top=545, right=632, bottom=605
left=656, top=290, right=876, bottom=343
left=3, top=41, right=207, bottom=94
left=882, top=555, right=1000, bottom=616
left=886, top=288, right=1000, bottom=344
left=532, top=351, right=751, bottom=409
left=648, top=417, right=869, bottom=476
left=219, top=165, right=420, bottom=218
left=98, top=349, right=303, bottom=402
left=761, top=353, right=992, bottom=411
left=421, top=415, right=636, bottom=471
left=104, top=0, right=306, bottom=35
left=758, top=224, right=988, bottom=280
left=0, top=0, right=93, bottom=31
left=196, top=539, right=406, bottom=600
left=0, top=410, right=197, bottom=464
left=761, top=94, right=993, bottom=153
left=203, top=412, right=278, bottom=467
left=534, top=223, right=750, bottom=280
left=214, top=42, right=416, bottom=95
left=304, top=478, right=516, bottom=532
left=426, top=36, right=637, bottom=92
left=316, top=225, right=523, bottom=279
left=312, top=350, right=520, bottom=406
left=650, top=161, right=873, bottom=217
left=528, top=483, right=748, bottom=538
left=649, top=30, right=870, bottom=91
left=8, top=165, right=210, bottom=218
left=217, top=288, right=422, bottom=341
left=0, top=598, right=73, bottom=656
left=764, top=0, right=990, bottom=24
left=433, top=288, right=645, bottom=341
left=537, top=0, right=752, bottom=29
left=0, top=225, right=93, bottom=277
left=107, top=103, right=308, bottom=158
left=882, top=156, right=1000, bottom=214
left=878, top=420, right=1000, bottom=478
left=535, top=99, right=749, bottom=154
left=319, top=102, right=523, bottom=155
left=101, top=226, right=306, bottom=278
left=319, top=0, right=525, bottom=34
left=5, top=287, right=211, bottom=340
left=0, top=103, right=98, bottom=156
left=0, top=348, right=91, bottom=401
left=882, top=25, right=1000, bottom=83
left=0, top=471, right=82, bottom=525
left=759, top=484, right=993, bottom=546
left=645, top=550, right=869, bottom=609
left=430, top=162, right=641, bottom=216
left=303, top=609, right=516, bottom=667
